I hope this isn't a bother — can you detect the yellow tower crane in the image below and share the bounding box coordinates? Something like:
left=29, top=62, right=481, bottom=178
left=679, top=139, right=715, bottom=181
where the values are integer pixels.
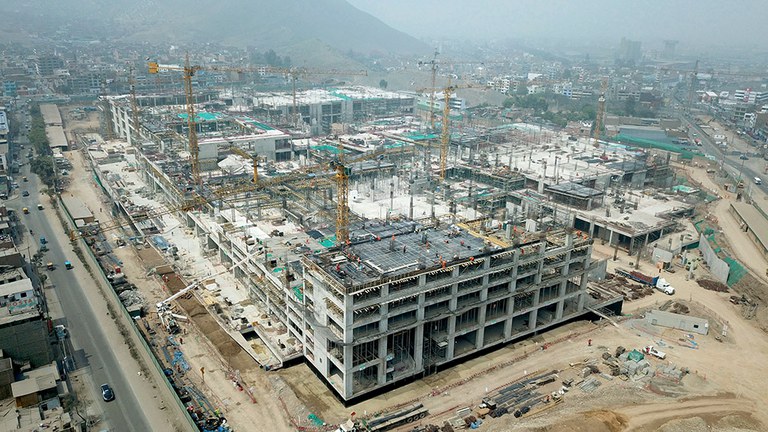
left=228, top=146, right=259, bottom=184
left=148, top=55, right=203, bottom=184
left=422, top=81, right=485, bottom=181
left=148, top=58, right=366, bottom=183
left=331, top=142, right=351, bottom=245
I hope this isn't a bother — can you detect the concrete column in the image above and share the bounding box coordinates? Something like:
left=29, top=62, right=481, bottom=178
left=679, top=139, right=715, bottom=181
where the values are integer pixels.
left=343, top=347, right=354, bottom=398
left=476, top=305, right=487, bottom=349
left=414, top=324, right=424, bottom=371
left=503, top=316, right=513, bottom=340
left=475, top=326, right=485, bottom=349
left=555, top=299, right=564, bottom=320
left=511, top=250, right=520, bottom=280
left=528, top=309, right=538, bottom=330
left=378, top=336, right=387, bottom=385
left=446, top=316, right=456, bottom=359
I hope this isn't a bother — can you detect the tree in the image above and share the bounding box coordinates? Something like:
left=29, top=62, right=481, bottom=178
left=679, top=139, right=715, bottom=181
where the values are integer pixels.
left=30, top=156, right=55, bottom=188
left=624, top=96, right=637, bottom=116
left=379, top=79, right=388, bottom=89
left=579, top=104, right=596, bottom=121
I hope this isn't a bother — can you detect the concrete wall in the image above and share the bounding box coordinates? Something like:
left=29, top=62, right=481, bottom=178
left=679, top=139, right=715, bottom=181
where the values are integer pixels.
left=0, top=316, right=53, bottom=368
left=645, top=309, right=709, bottom=335
left=0, top=358, right=12, bottom=399
left=651, top=247, right=674, bottom=265
left=588, top=258, right=608, bottom=281
left=699, top=233, right=730, bottom=284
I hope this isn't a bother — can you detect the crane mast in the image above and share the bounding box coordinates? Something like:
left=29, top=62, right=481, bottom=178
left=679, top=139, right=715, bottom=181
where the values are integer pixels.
left=428, top=49, right=439, bottom=130
left=182, top=55, right=202, bottom=185
left=335, top=142, right=350, bottom=245
left=128, top=65, right=140, bottom=146
left=593, top=78, right=608, bottom=148
left=148, top=54, right=203, bottom=185
left=440, top=86, right=453, bottom=180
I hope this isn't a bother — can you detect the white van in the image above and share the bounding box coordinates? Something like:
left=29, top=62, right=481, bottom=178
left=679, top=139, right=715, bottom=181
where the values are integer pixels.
left=755, top=177, right=762, bottom=185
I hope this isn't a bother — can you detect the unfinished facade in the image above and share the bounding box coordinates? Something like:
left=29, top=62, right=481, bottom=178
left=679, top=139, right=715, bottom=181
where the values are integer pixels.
left=301, top=221, right=594, bottom=400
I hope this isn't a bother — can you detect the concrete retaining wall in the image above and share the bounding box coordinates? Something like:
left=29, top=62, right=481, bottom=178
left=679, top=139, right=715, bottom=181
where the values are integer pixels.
left=699, top=233, right=730, bottom=284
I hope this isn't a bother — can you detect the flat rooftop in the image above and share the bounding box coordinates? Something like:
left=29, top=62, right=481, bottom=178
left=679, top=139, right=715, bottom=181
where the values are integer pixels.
left=310, top=221, right=493, bottom=287
left=11, top=361, right=58, bottom=398
left=39, top=103, right=62, bottom=125
left=46, top=125, right=67, bottom=147
left=0, top=277, right=33, bottom=297
left=495, top=136, right=647, bottom=183
left=61, top=196, right=92, bottom=220
left=576, top=192, right=692, bottom=234
left=0, top=111, right=7, bottom=134
left=253, top=86, right=414, bottom=108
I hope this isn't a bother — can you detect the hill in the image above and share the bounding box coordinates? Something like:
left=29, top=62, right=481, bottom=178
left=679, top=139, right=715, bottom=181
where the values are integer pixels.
left=6, top=0, right=429, bottom=59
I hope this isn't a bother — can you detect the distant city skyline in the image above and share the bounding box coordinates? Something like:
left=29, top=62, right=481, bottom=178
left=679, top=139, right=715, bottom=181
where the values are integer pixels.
left=348, top=0, right=768, bottom=49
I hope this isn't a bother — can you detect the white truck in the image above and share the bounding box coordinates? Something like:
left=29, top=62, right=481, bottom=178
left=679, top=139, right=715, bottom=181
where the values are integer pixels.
left=643, top=345, right=666, bottom=359
left=655, top=278, right=675, bottom=295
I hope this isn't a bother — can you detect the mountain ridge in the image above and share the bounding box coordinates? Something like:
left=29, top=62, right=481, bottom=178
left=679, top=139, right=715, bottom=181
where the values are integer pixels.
left=6, top=0, right=429, bottom=61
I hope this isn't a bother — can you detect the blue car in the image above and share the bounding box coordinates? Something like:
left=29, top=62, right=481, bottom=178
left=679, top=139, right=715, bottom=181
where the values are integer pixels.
left=101, top=383, right=115, bottom=402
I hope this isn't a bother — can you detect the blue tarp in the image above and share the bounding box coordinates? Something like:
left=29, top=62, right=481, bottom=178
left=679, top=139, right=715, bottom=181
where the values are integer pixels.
left=152, top=235, right=170, bottom=250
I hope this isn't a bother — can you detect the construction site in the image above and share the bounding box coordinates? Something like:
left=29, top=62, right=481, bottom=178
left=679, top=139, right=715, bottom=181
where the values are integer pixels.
left=44, top=59, right=768, bottom=432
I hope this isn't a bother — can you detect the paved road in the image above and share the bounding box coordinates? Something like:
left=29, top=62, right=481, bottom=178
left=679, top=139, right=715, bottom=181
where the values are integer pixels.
left=679, top=111, right=767, bottom=196
left=13, top=160, right=152, bottom=431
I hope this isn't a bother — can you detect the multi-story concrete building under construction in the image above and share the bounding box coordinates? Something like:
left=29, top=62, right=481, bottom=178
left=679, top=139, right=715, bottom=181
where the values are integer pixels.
left=300, top=221, right=596, bottom=401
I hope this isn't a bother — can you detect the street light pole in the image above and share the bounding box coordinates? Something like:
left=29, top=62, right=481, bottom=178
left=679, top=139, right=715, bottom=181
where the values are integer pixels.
left=738, top=157, right=746, bottom=183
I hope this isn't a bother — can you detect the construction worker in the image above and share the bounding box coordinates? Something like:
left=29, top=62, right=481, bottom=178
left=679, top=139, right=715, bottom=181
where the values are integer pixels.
left=588, top=338, right=592, bottom=347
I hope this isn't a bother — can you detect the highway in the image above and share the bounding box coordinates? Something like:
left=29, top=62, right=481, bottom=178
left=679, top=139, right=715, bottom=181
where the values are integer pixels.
left=13, top=149, right=153, bottom=431
left=673, top=96, right=767, bottom=196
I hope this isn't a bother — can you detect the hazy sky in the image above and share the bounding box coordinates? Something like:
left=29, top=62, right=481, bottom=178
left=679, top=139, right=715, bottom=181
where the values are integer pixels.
left=347, top=0, right=768, bottom=48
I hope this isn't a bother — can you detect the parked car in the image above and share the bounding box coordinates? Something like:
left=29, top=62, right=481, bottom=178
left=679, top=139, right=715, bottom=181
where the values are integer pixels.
left=101, top=383, right=115, bottom=402
left=22, top=191, right=29, bottom=197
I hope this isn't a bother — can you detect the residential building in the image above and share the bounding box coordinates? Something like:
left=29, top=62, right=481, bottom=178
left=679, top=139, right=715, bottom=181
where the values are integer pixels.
left=35, top=55, right=64, bottom=77
left=618, top=38, right=642, bottom=64
left=0, top=278, right=53, bottom=368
